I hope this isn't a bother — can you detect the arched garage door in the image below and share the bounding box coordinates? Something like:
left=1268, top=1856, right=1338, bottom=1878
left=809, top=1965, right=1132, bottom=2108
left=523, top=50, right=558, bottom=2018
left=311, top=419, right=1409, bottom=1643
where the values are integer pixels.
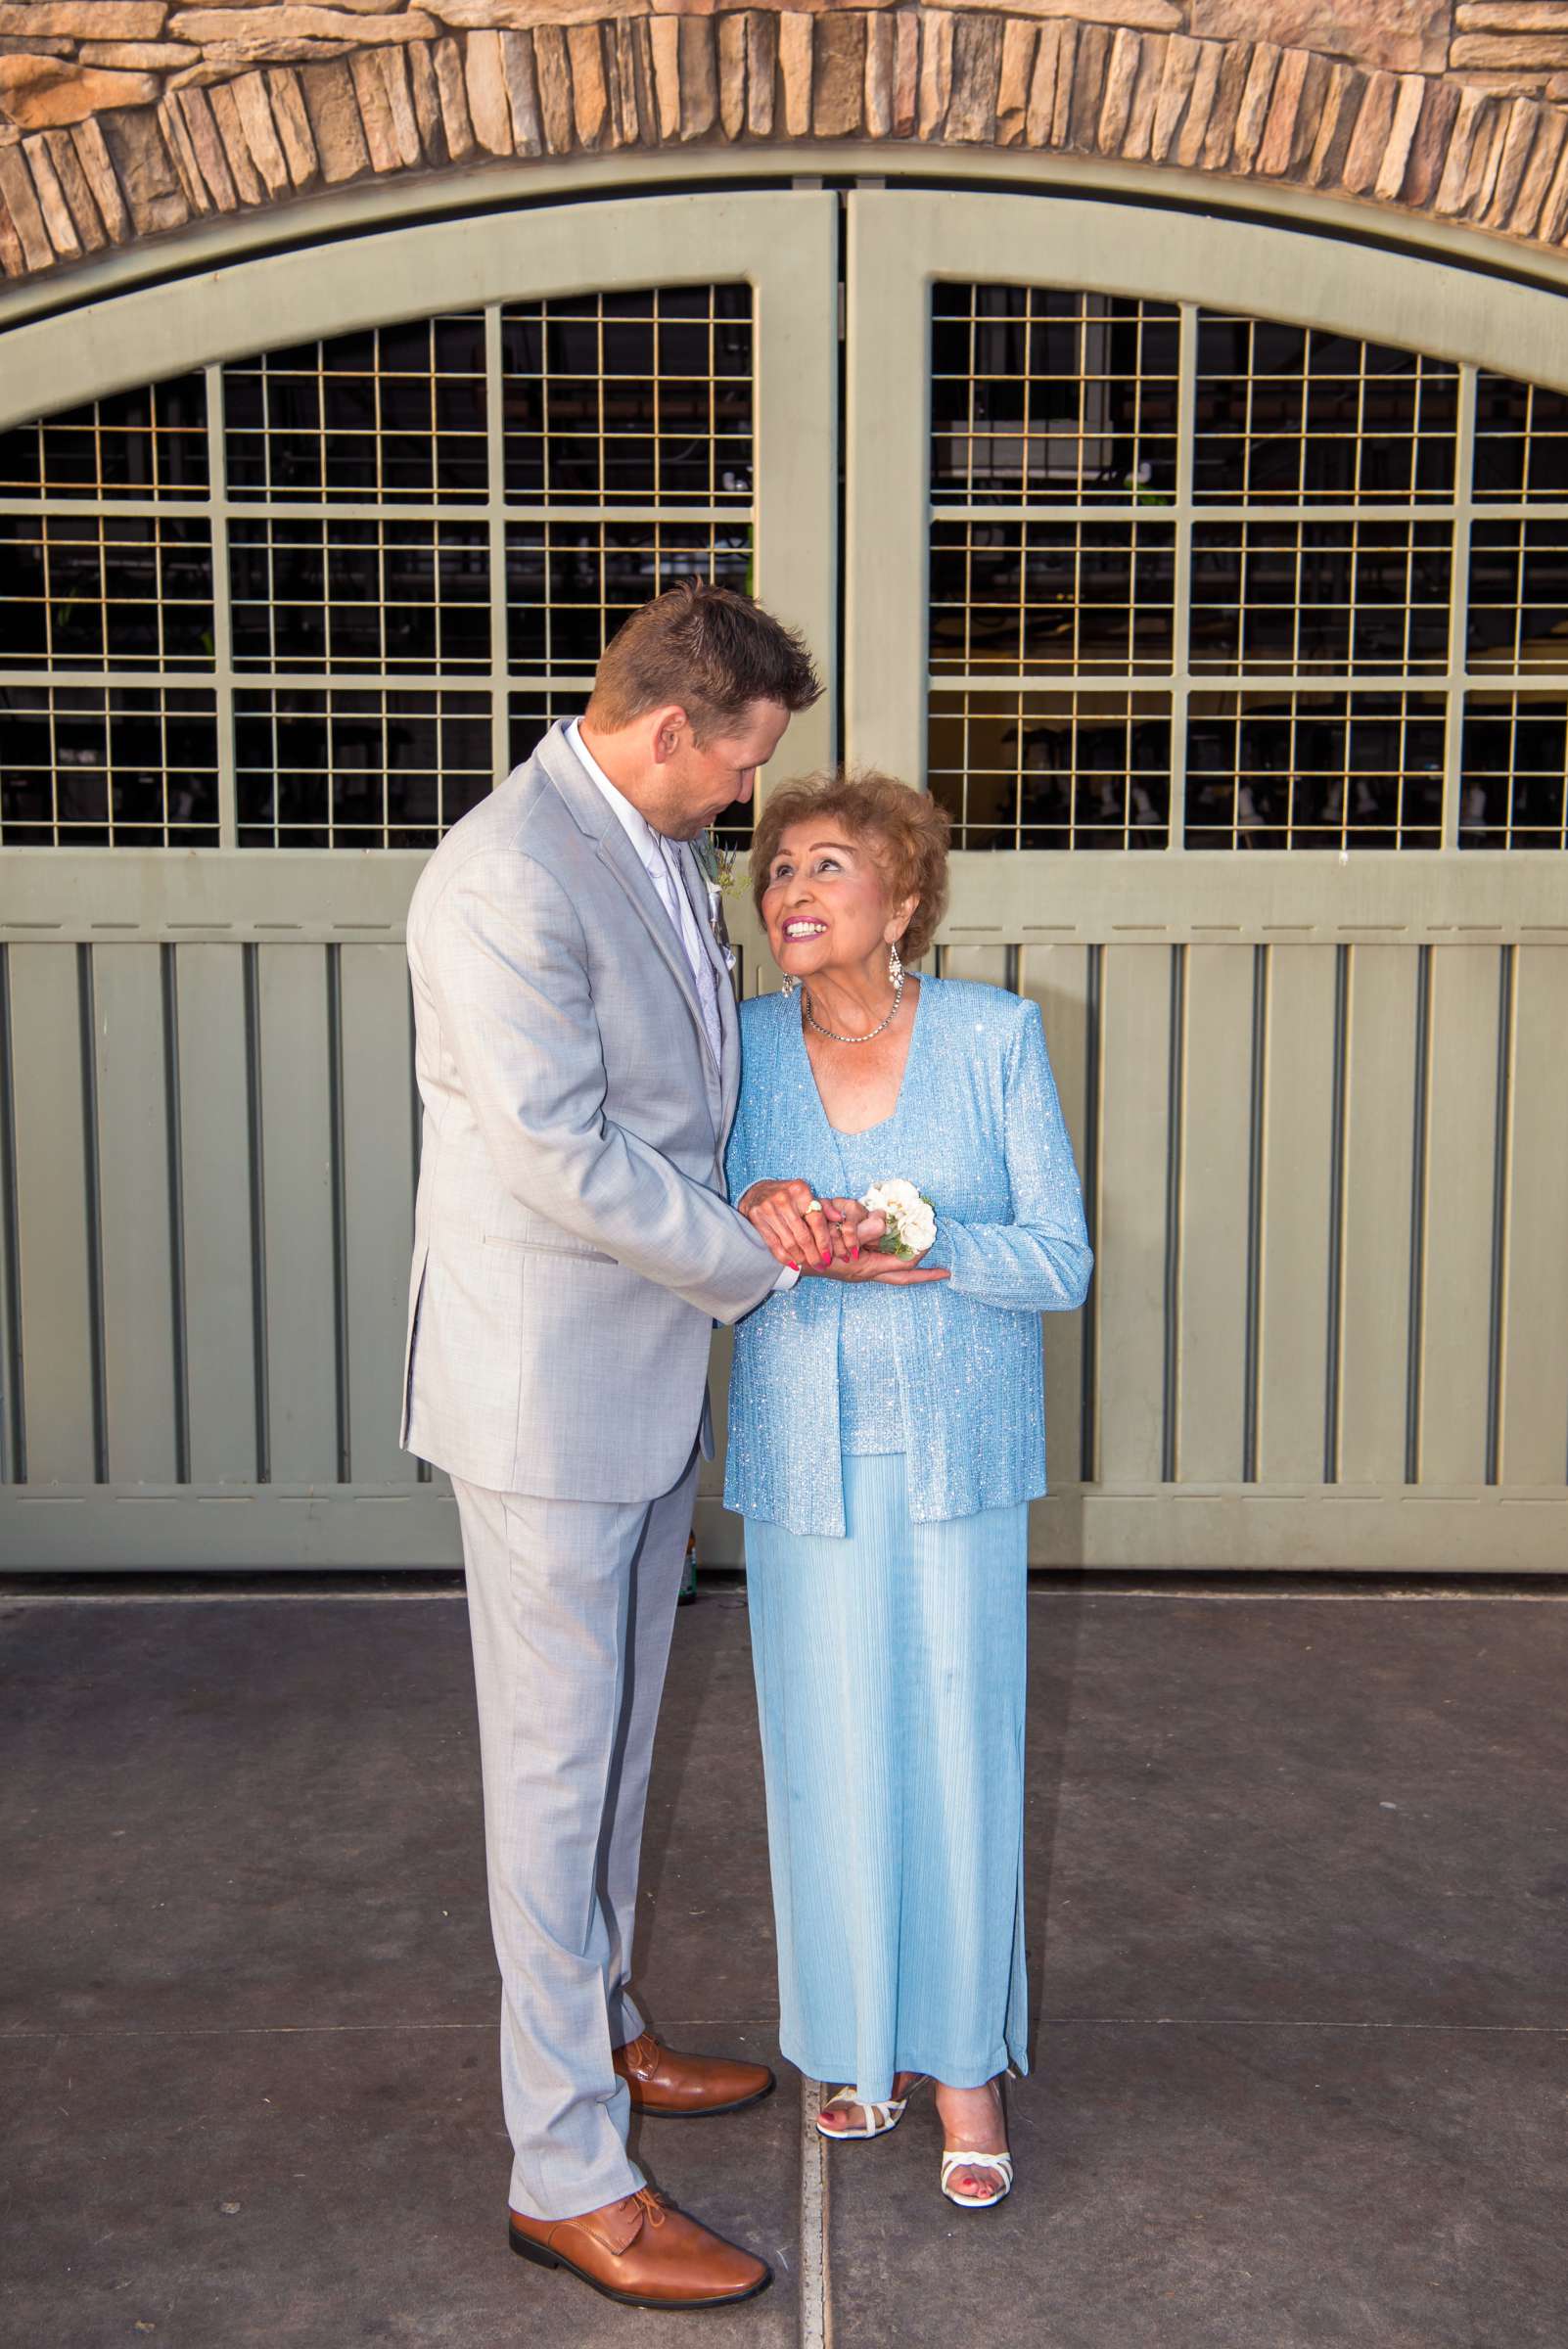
left=0, top=184, right=1565, bottom=1570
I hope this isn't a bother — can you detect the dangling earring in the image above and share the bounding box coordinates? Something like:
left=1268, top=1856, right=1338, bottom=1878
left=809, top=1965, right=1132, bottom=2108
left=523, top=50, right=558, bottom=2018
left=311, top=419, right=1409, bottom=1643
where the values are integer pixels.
left=888, top=938, right=903, bottom=987
left=781, top=973, right=799, bottom=999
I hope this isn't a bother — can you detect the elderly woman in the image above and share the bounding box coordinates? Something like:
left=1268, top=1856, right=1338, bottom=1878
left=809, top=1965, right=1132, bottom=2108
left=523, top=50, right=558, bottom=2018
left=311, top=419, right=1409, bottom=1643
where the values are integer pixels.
left=724, top=771, right=1093, bottom=2210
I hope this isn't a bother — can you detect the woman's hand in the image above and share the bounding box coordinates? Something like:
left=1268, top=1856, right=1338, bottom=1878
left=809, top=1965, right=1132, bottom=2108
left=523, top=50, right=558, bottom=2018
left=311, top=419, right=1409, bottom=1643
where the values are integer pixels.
left=824, top=1241, right=949, bottom=1286
left=738, top=1180, right=885, bottom=1270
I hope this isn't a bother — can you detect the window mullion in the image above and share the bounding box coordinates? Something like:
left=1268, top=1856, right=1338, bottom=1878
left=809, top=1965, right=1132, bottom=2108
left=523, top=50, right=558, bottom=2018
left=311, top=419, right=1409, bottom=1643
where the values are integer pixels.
left=1442, top=364, right=1478, bottom=852
left=205, top=359, right=237, bottom=850
left=1169, top=300, right=1197, bottom=855
left=485, top=304, right=510, bottom=811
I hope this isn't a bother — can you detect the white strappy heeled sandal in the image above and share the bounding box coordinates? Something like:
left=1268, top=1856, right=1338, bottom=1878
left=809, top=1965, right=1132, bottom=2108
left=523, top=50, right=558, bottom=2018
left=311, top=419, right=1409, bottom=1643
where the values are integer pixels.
left=940, top=2147, right=1014, bottom=2210
left=814, top=2076, right=928, bottom=2142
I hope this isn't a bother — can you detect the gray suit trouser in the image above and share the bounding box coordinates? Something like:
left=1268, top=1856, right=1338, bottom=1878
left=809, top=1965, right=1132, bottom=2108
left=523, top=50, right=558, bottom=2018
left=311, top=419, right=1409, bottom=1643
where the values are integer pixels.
left=450, top=1438, right=700, bottom=2222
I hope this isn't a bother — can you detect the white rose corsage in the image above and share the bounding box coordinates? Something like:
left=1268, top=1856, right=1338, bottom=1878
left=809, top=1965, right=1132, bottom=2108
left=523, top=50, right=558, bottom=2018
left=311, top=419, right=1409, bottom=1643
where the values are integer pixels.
left=860, top=1177, right=937, bottom=1262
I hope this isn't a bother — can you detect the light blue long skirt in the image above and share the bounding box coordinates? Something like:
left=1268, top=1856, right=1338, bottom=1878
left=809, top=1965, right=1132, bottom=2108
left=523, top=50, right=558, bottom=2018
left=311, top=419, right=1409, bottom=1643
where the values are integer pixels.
left=744, top=1452, right=1029, bottom=2105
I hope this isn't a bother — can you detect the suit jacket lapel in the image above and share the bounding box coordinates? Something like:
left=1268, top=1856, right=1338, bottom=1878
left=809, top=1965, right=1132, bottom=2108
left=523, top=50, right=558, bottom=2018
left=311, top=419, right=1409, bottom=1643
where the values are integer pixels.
left=672, top=842, right=740, bottom=1122
left=536, top=724, right=723, bottom=1112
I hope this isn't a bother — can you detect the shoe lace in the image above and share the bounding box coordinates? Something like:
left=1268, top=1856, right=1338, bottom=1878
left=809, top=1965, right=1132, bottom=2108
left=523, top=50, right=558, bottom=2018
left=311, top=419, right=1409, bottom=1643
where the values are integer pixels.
left=631, top=2186, right=668, bottom=2231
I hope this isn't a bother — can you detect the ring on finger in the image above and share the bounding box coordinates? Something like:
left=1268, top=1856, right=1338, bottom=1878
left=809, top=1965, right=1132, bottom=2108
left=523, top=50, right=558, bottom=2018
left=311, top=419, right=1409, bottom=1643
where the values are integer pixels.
left=807, top=1199, right=824, bottom=1214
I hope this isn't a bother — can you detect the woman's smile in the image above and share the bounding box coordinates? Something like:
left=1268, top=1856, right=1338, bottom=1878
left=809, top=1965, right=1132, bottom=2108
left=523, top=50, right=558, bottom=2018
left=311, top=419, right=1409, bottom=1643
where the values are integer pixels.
left=763, top=823, right=903, bottom=978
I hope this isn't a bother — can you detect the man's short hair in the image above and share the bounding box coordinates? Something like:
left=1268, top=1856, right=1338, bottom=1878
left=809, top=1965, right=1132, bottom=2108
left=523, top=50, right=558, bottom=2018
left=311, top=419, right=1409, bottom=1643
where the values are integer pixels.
left=585, top=580, right=822, bottom=741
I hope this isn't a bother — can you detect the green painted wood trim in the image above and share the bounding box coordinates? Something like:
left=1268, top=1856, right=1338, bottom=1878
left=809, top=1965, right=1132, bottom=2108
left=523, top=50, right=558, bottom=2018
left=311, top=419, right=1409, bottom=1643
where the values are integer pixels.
left=3, top=1486, right=1563, bottom=1574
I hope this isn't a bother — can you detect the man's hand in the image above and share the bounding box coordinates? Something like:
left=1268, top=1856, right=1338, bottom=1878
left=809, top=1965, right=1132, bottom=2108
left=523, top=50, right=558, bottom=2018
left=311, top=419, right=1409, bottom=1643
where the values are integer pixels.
left=736, top=1179, right=948, bottom=1288
left=737, top=1179, right=887, bottom=1270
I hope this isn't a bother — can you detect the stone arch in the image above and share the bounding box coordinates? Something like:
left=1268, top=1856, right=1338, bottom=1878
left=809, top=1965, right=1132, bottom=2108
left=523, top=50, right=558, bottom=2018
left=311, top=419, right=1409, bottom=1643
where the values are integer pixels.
left=2, top=10, right=1568, bottom=291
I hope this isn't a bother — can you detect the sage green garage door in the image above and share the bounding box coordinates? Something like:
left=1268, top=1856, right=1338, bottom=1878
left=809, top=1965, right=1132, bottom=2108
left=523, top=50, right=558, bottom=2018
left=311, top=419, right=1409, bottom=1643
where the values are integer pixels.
left=1, top=184, right=1565, bottom=1570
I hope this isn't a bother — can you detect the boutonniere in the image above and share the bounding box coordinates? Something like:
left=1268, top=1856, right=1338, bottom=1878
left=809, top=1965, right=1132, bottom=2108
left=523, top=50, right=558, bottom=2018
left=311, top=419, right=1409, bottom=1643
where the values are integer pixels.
left=694, top=830, right=742, bottom=898
left=694, top=830, right=740, bottom=972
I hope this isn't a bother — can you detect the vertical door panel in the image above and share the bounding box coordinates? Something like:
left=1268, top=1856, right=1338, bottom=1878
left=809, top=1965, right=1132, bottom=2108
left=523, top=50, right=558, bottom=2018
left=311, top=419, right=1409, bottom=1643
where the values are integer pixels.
left=93, top=945, right=178, bottom=1483
left=1176, top=946, right=1253, bottom=1483
left=939, top=946, right=1010, bottom=987
left=177, top=945, right=258, bottom=1483
left=1338, top=946, right=1418, bottom=1486
left=1256, top=947, right=1337, bottom=1486
left=1419, top=948, right=1501, bottom=1486
left=257, top=945, right=339, bottom=1485
left=9, top=948, right=96, bottom=1482
left=1024, top=944, right=1091, bottom=1492
left=1499, top=947, right=1568, bottom=1484
left=1096, top=946, right=1172, bottom=1485
left=340, top=944, right=418, bottom=1486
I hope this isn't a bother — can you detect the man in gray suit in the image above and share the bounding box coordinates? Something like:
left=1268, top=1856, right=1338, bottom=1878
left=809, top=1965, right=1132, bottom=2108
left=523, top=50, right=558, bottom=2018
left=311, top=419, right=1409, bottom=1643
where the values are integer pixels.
left=402, top=585, right=845, bottom=2311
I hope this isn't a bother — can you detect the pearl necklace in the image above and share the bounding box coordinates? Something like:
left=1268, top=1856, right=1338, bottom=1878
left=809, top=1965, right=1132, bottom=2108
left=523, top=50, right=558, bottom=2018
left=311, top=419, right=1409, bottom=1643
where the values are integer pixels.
left=802, top=969, right=905, bottom=1045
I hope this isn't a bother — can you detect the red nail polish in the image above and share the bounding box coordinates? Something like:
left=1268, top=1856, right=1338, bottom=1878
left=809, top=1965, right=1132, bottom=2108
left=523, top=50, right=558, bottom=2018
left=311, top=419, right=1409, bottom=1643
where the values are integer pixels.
left=788, top=1262, right=800, bottom=1272
left=821, top=1251, right=832, bottom=1267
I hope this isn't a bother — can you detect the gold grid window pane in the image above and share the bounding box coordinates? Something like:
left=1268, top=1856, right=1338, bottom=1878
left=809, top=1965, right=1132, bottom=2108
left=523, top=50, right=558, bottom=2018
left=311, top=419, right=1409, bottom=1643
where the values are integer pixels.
left=1185, top=692, right=1445, bottom=851
left=929, top=687, right=1172, bottom=849
left=927, top=286, right=1568, bottom=852
left=0, top=684, right=219, bottom=846
left=1189, top=520, right=1453, bottom=674
left=1466, top=521, right=1568, bottom=674
left=1193, top=318, right=1458, bottom=503
left=229, top=520, right=491, bottom=675
left=1, top=513, right=215, bottom=671
left=223, top=316, right=488, bottom=504
left=509, top=688, right=587, bottom=769
left=930, top=518, right=1176, bottom=674
left=234, top=686, right=492, bottom=849
left=1460, top=694, right=1568, bottom=849
left=0, top=376, right=208, bottom=502
left=1, top=277, right=759, bottom=847
left=1473, top=373, right=1568, bottom=501
left=506, top=522, right=754, bottom=672
left=501, top=286, right=754, bottom=506
left=931, top=286, right=1179, bottom=504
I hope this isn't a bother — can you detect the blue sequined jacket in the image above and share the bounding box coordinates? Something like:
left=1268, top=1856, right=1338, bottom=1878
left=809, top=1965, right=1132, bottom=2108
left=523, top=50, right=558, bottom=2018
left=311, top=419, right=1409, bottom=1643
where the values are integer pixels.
left=722, top=977, right=1093, bottom=1537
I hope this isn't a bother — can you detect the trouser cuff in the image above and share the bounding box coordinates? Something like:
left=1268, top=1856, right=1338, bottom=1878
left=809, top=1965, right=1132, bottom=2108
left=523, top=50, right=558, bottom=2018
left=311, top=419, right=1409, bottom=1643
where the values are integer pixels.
left=509, top=2153, right=646, bottom=2228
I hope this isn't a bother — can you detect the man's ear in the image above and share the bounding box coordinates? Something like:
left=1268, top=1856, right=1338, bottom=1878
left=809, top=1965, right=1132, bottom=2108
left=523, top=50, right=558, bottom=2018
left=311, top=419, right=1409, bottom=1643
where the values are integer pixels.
left=649, top=705, right=690, bottom=765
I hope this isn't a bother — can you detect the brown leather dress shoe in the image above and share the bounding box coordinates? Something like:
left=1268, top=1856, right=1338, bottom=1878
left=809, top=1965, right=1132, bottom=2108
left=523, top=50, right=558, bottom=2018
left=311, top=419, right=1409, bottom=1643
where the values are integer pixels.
left=612, top=2030, right=775, bottom=2118
left=509, top=2186, right=770, bottom=2310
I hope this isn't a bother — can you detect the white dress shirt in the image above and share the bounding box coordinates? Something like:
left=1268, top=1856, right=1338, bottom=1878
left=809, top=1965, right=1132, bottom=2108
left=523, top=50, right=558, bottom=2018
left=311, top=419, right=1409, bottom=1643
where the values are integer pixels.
left=567, top=719, right=722, bottom=1068
left=565, top=718, right=799, bottom=1292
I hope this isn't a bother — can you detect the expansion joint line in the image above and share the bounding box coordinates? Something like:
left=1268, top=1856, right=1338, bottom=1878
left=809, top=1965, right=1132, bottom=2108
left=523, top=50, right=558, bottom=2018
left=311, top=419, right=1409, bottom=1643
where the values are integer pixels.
left=799, top=2075, right=833, bottom=2349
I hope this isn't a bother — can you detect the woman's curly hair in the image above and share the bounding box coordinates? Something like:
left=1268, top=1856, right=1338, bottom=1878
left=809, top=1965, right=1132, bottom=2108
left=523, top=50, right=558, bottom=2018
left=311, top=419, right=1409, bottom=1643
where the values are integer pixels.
left=749, top=769, right=951, bottom=965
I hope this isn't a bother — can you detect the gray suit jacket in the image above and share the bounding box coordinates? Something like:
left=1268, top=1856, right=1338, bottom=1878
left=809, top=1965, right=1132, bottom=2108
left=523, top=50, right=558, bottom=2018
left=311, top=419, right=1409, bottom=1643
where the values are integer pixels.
left=401, top=722, right=779, bottom=1499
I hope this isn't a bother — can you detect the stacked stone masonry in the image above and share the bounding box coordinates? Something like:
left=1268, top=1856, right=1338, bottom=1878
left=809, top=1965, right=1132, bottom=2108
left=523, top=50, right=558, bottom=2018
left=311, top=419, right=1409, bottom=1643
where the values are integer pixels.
left=7, top=2, right=1568, bottom=278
